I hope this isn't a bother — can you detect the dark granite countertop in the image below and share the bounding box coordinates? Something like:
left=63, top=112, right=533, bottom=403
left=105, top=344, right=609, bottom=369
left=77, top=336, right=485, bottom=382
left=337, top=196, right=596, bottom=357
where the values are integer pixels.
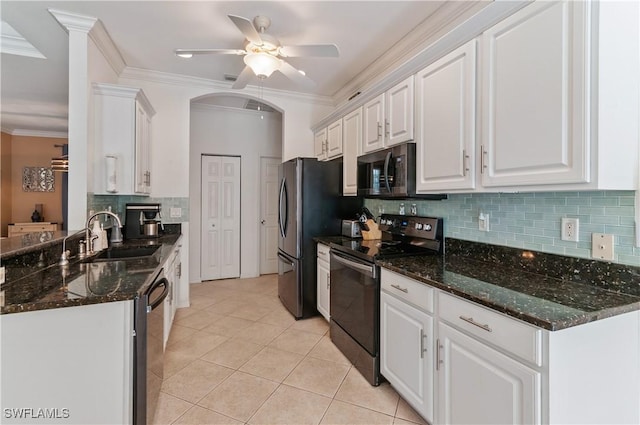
left=1, top=234, right=181, bottom=315
left=1, top=231, right=69, bottom=260
left=315, top=236, right=640, bottom=331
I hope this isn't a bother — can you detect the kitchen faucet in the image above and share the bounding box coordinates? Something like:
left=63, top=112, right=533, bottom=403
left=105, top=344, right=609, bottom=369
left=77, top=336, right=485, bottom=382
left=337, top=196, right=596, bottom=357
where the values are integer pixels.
left=59, top=227, right=90, bottom=266
left=85, top=210, right=124, bottom=254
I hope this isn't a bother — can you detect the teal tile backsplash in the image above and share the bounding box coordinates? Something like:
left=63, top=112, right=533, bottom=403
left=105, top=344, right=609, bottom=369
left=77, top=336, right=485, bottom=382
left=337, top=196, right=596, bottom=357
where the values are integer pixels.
left=364, top=191, right=640, bottom=266
left=87, top=194, right=189, bottom=224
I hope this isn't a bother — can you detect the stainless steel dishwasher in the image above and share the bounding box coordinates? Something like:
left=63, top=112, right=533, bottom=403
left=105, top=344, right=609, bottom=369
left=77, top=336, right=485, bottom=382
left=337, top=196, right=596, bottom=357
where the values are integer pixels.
left=134, top=269, right=168, bottom=424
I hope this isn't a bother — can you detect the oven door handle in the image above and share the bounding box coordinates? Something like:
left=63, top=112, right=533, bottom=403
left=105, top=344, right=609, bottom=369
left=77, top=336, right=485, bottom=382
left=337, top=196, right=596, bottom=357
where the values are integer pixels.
left=331, top=252, right=377, bottom=279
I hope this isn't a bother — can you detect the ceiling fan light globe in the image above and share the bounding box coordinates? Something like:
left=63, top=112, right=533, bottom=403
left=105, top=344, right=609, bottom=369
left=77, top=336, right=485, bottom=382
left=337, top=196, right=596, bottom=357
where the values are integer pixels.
left=244, top=52, right=280, bottom=78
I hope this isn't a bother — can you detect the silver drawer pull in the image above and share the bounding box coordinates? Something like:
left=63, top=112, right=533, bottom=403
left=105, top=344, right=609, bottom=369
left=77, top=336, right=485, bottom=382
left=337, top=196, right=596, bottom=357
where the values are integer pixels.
left=459, top=315, right=492, bottom=332
left=390, top=284, right=408, bottom=293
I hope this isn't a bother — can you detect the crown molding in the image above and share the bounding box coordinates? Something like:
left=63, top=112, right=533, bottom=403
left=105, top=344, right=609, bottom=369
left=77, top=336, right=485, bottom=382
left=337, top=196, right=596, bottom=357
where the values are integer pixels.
left=333, top=1, right=486, bottom=105
left=48, top=8, right=97, bottom=34
left=48, top=9, right=126, bottom=77
left=88, top=19, right=126, bottom=76
left=0, top=23, right=46, bottom=58
left=120, top=67, right=334, bottom=107
left=314, top=0, right=530, bottom=131
left=7, top=129, right=68, bottom=139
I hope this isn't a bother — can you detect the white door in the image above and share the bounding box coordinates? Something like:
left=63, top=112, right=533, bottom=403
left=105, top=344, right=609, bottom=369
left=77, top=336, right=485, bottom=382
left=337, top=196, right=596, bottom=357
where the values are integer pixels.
left=437, top=322, right=541, bottom=425
left=201, top=155, right=241, bottom=281
left=416, top=39, right=476, bottom=192
left=381, top=292, right=433, bottom=423
left=260, top=157, right=280, bottom=275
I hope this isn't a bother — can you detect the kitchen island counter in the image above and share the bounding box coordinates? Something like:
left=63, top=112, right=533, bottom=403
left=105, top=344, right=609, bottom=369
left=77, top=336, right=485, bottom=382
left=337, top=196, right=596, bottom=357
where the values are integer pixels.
left=1, top=234, right=181, bottom=315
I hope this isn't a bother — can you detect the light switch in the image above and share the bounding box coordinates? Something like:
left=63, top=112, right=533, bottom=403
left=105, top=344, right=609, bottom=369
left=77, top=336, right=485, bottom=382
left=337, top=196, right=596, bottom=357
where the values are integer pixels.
left=592, top=233, right=614, bottom=261
left=170, top=207, right=182, bottom=218
left=0, top=266, right=5, bottom=284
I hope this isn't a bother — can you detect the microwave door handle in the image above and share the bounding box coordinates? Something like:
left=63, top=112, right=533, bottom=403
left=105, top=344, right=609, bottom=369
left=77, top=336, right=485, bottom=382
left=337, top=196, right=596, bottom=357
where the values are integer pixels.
left=383, top=151, right=392, bottom=193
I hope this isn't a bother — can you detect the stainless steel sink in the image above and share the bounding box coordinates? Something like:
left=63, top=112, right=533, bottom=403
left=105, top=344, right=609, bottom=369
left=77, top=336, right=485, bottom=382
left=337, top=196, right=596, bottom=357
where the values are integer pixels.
left=86, top=245, right=160, bottom=262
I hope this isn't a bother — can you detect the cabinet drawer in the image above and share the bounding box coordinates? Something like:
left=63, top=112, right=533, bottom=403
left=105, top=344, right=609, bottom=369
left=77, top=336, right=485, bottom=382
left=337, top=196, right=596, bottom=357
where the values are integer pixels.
left=438, top=292, right=542, bottom=366
left=381, top=269, right=434, bottom=313
left=317, top=243, right=330, bottom=263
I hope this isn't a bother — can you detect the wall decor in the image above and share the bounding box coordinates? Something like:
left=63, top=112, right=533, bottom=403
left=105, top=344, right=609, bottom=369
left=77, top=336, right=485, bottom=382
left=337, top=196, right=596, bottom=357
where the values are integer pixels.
left=22, top=167, right=55, bottom=192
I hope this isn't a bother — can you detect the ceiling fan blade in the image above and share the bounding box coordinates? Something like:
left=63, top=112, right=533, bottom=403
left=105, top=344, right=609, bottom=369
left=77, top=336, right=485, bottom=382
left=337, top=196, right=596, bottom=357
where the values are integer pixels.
left=279, top=60, right=316, bottom=88
left=232, top=65, right=254, bottom=89
left=228, top=14, right=262, bottom=45
left=279, top=44, right=339, bottom=58
left=175, top=48, right=245, bottom=57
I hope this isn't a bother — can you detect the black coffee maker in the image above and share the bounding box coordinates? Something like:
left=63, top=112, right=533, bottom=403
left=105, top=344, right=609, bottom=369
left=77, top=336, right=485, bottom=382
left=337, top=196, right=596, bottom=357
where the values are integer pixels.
left=124, top=203, right=163, bottom=239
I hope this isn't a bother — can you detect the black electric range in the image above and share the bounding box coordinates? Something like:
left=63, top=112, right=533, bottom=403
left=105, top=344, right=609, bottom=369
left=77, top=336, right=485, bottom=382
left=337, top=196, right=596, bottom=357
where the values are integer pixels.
left=328, top=214, right=444, bottom=386
left=330, top=214, right=444, bottom=263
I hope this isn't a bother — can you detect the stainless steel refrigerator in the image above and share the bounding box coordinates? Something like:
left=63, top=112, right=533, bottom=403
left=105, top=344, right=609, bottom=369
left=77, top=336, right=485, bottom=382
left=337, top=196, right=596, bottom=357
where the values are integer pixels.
left=277, top=157, right=361, bottom=319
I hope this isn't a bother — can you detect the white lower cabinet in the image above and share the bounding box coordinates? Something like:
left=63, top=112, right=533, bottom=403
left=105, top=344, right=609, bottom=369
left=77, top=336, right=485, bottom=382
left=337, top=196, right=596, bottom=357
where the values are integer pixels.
left=437, top=322, right=541, bottom=425
left=381, top=291, right=434, bottom=423
left=316, top=243, right=330, bottom=321
left=380, top=268, right=640, bottom=425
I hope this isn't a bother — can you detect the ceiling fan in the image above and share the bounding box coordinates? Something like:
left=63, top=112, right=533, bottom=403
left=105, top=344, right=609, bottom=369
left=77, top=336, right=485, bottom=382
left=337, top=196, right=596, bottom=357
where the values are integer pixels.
left=175, top=14, right=339, bottom=89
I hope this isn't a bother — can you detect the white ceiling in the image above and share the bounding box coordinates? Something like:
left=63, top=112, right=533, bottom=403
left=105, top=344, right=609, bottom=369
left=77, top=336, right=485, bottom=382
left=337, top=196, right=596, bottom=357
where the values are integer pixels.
left=0, top=1, right=488, bottom=135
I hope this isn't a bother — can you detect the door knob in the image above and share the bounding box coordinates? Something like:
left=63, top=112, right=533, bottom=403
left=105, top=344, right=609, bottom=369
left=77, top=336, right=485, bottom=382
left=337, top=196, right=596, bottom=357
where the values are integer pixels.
left=261, top=220, right=266, bottom=224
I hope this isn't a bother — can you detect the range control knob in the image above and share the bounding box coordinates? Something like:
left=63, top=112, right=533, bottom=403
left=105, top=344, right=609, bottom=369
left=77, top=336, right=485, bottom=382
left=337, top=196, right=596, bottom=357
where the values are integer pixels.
left=415, top=223, right=423, bottom=230
left=424, top=224, right=432, bottom=231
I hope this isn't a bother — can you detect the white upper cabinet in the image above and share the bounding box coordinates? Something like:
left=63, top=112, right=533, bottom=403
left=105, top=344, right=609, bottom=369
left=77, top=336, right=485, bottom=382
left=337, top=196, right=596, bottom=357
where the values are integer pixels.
left=363, top=94, right=385, bottom=153
left=93, top=83, right=155, bottom=195
left=477, top=0, right=639, bottom=191
left=481, top=1, right=588, bottom=187
left=342, top=108, right=362, bottom=196
left=416, top=40, right=477, bottom=192
left=326, top=119, right=343, bottom=160
left=386, top=76, right=415, bottom=147
left=314, top=127, right=328, bottom=161
left=362, top=76, right=415, bottom=154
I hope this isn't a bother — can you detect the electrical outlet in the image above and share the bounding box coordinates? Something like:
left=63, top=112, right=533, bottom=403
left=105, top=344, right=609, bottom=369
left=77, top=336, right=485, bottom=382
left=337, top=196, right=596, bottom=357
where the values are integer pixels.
left=170, top=207, right=182, bottom=218
left=592, top=233, right=614, bottom=261
left=478, top=213, right=490, bottom=232
left=561, top=218, right=579, bottom=242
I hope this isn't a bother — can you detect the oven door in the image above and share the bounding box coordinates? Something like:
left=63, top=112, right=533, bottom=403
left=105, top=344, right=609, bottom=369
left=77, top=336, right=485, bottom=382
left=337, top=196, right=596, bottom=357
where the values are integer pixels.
left=329, top=251, right=379, bottom=356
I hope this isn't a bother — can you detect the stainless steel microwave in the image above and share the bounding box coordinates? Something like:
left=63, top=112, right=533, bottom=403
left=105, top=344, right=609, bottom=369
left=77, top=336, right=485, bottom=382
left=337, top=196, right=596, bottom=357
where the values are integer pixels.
left=357, top=143, right=446, bottom=200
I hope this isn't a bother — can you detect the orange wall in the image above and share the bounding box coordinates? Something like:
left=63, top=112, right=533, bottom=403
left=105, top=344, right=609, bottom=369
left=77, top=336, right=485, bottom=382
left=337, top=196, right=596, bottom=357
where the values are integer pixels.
left=9, top=134, right=66, bottom=226
left=1, top=132, right=12, bottom=236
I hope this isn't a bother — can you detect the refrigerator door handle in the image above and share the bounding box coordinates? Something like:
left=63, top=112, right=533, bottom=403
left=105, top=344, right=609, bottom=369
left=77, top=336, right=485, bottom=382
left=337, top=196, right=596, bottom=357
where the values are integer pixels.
left=278, top=177, right=286, bottom=238
left=282, top=178, right=289, bottom=237
left=277, top=252, right=295, bottom=268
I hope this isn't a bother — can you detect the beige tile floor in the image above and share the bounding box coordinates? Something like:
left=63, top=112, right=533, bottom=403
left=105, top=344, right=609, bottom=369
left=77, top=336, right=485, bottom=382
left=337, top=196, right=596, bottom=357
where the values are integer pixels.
left=153, top=274, right=428, bottom=425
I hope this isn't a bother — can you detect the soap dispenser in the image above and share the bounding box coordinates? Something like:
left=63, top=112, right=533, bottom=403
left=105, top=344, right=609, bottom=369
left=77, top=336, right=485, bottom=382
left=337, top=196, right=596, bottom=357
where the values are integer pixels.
left=91, top=220, right=104, bottom=252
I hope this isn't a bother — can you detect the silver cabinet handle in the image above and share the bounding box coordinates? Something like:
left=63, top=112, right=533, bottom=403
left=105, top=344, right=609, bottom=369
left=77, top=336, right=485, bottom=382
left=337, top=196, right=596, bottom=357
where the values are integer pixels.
left=385, top=119, right=390, bottom=138
left=261, top=220, right=266, bottom=224
left=420, top=329, right=427, bottom=359
left=463, top=149, right=470, bottom=176
left=211, top=224, right=216, bottom=228
left=459, top=315, right=492, bottom=332
left=480, top=145, right=488, bottom=174
left=436, top=338, right=443, bottom=370
left=326, top=273, right=330, bottom=289
left=377, top=122, right=382, bottom=138
left=390, top=284, right=408, bottom=293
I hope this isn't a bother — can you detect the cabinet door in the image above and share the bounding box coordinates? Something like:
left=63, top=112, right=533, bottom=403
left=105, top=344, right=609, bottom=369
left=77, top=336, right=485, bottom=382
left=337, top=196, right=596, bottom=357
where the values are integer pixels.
left=481, top=0, right=588, bottom=187
left=342, top=108, right=361, bottom=196
left=134, top=103, right=151, bottom=194
left=362, top=94, right=385, bottom=153
left=416, top=40, right=476, bottom=192
left=438, top=322, right=541, bottom=425
left=327, top=119, right=343, bottom=159
left=316, top=260, right=330, bottom=321
left=381, top=292, right=433, bottom=423
left=314, top=127, right=327, bottom=160
left=385, top=76, right=414, bottom=147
